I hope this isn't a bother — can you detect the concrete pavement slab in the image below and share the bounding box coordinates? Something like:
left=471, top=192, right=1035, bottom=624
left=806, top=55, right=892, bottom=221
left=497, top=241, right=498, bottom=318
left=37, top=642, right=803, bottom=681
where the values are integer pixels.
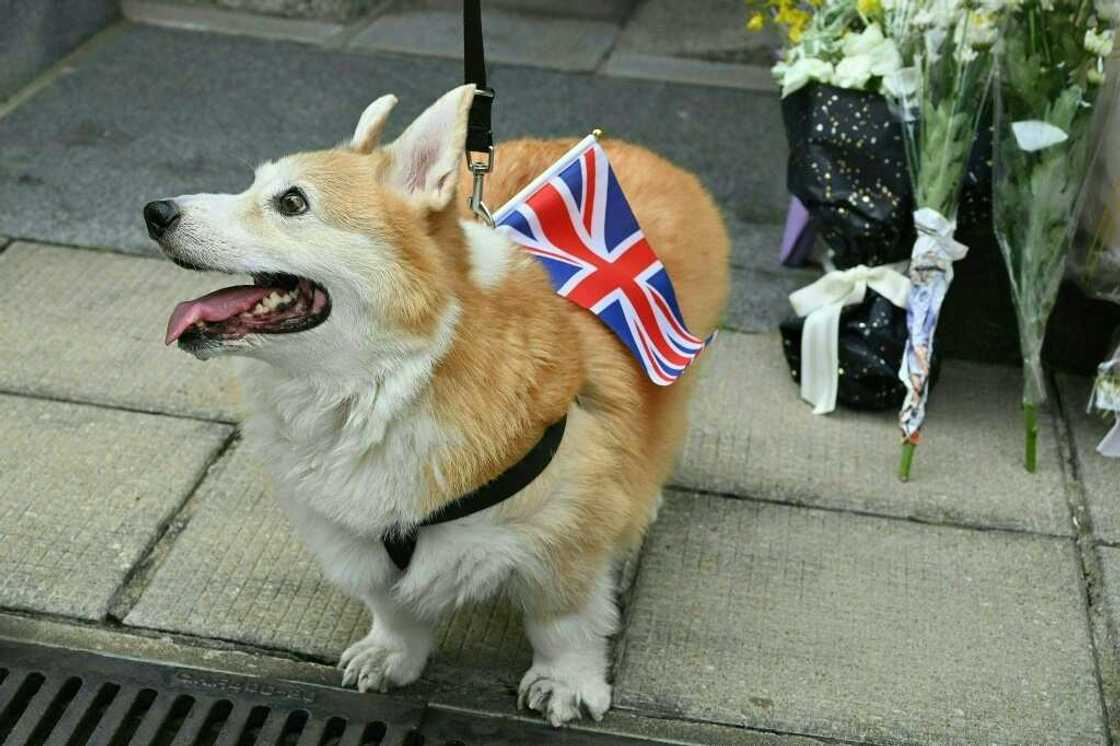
left=615, top=491, right=1106, bottom=745
left=602, top=54, right=776, bottom=92
left=122, top=0, right=348, bottom=45
left=724, top=267, right=812, bottom=333
left=0, top=25, right=787, bottom=254
left=0, top=394, right=231, bottom=620
left=676, top=331, right=1071, bottom=535
left=349, top=1, right=619, bottom=72
left=0, top=243, right=240, bottom=422
left=160, top=0, right=379, bottom=22
left=1058, top=375, right=1120, bottom=544
left=0, top=0, right=117, bottom=100
left=493, top=0, right=637, bottom=21
left=125, top=443, right=534, bottom=691
left=605, top=0, right=779, bottom=91
left=1100, top=545, right=1120, bottom=640
left=614, top=0, right=777, bottom=66
left=726, top=218, right=785, bottom=271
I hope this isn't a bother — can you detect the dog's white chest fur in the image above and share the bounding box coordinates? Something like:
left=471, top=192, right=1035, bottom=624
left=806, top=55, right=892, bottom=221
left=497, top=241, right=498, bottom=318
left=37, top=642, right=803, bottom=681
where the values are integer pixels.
left=236, top=358, right=443, bottom=534
left=232, top=352, right=543, bottom=621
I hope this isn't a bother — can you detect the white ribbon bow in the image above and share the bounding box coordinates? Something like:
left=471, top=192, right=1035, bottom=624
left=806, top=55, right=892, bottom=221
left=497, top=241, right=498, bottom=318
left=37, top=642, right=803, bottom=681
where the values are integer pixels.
left=789, top=262, right=911, bottom=415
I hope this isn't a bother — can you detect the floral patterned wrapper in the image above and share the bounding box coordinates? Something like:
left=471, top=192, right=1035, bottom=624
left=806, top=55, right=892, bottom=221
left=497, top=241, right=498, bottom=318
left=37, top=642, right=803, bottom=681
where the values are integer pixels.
left=887, top=0, right=1004, bottom=475
left=992, top=0, right=1117, bottom=470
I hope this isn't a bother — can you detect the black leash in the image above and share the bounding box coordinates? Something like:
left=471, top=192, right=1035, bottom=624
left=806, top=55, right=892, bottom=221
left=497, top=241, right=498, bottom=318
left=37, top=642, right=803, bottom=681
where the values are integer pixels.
left=463, top=0, right=495, bottom=226
left=381, top=417, right=567, bottom=571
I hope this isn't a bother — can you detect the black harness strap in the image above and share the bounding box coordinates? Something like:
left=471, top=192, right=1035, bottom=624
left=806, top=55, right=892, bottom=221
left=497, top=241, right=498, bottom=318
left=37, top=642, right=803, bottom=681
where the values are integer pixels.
left=381, top=416, right=567, bottom=571
left=463, top=0, right=494, bottom=155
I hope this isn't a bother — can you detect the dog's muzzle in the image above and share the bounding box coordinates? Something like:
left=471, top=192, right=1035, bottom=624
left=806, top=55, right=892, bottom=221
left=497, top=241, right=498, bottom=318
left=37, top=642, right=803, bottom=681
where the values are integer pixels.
left=144, top=200, right=181, bottom=240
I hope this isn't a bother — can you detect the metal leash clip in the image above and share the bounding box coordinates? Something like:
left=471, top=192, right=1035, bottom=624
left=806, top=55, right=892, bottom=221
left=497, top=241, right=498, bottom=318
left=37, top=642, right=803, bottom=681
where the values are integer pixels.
left=466, top=145, right=495, bottom=227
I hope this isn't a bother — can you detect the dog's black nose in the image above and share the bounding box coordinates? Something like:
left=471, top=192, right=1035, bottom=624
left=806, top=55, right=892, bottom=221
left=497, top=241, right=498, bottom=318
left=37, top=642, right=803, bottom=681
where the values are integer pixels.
left=144, top=200, right=180, bottom=240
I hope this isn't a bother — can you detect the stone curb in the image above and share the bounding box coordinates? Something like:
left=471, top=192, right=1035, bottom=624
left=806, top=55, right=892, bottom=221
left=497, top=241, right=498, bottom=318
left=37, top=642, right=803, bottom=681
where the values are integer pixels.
left=121, top=0, right=348, bottom=45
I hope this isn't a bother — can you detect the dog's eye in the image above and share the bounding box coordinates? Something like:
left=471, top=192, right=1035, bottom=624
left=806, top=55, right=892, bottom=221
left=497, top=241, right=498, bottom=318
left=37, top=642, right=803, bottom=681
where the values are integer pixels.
left=277, top=188, right=308, bottom=216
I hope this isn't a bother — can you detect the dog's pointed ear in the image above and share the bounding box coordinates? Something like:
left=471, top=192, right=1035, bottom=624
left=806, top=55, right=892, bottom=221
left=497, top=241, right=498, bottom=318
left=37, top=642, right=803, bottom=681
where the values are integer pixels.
left=351, top=94, right=398, bottom=154
left=384, top=85, right=475, bottom=210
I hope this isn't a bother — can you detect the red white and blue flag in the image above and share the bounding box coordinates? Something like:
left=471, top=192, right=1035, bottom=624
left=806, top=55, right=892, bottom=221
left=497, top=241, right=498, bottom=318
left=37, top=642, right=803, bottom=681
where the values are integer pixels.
left=492, top=134, right=713, bottom=386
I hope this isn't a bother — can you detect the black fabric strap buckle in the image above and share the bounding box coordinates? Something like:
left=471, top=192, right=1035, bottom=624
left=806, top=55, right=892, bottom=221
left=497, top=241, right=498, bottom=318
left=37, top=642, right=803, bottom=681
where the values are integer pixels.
left=381, top=416, right=567, bottom=571
left=463, top=0, right=495, bottom=226
left=463, top=0, right=493, bottom=156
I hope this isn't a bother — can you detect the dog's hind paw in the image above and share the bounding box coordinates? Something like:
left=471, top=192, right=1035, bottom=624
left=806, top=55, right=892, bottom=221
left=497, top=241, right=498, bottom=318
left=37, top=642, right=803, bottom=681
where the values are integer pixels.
left=337, top=634, right=425, bottom=693
left=517, top=665, right=611, bottom=727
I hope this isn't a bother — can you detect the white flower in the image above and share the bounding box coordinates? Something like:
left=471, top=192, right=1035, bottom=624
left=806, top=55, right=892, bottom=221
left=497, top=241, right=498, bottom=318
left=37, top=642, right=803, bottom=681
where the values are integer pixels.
left=924, top=27, right=948, bottom=56
left=882, top=66, right=921, bottom=99
left=833, top=55, right=875, bottom=88
left=1088, top=66, right=1108, bottom=84
left=1011, top=120, right=1069, bottom=151
left=842, top=23, right=886, bottom=56
left=779, top=57, right=835, bottom=98
left=966, top=15, right=999, bottom=48
left=836, top=24, right=904, bottom=88
left=1085, top=27, right=1115, bottom=57
left=1096, top=0, right=1120, bottom=22
left=955, top=44, right=979, bottom=62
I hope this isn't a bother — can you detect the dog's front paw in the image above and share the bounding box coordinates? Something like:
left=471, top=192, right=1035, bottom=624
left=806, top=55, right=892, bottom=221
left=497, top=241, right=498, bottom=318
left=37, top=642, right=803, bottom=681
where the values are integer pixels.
left=338, top=633, right=426, bottom=693
left=517, top=664, right=611, bottom=727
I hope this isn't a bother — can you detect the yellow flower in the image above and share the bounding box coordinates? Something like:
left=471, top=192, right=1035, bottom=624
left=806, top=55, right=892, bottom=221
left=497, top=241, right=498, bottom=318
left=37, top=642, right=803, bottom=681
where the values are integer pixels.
left=857, top=0, right=882, bottom=14
left=789, top=24, right=805, bottom=42
left=747, top=12, right=766, bottom=30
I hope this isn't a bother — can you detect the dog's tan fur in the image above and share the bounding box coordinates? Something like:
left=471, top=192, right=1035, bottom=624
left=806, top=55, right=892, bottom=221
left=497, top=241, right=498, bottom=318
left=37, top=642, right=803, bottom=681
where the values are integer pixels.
left=152, top=86, right=728, bottom=725
left=438, top=138, right=730, bottom=613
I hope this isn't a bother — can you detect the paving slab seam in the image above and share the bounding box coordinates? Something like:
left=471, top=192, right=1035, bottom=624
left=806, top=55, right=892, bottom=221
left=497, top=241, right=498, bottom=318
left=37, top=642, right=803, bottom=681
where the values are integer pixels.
left=1054, top=376, right=1120, bottom=742
left=104, top=430, right=241, bottom=623
left=3, top=236, right=171, bottom=262
left=326, top=0, right=403, bottom=50
left=668, top=480, right=1075, bottom=541
left=0, top=387, right=238, bottom=426
left=610, top=705, right=863, bottom=746
left=591, top=0, right=646, bottom=75
left=0, top=22, right=128, bottom=122
left=610, top=539, right=651, bottom=683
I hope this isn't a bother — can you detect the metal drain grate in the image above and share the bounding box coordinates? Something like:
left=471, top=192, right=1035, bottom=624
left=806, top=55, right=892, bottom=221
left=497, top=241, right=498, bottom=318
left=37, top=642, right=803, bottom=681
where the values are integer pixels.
left=0, top=639, right=425, bottom=746
left=0, top=640, right=649, bottom=746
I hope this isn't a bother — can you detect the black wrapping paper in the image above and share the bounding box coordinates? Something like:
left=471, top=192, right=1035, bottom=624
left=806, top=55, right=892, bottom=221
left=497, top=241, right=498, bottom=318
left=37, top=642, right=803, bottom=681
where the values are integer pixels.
left=782, top=83, right=992, bottom=268
left=782, top=83, right=915, bottom=269
left=779, top=289, right=942, bottom=411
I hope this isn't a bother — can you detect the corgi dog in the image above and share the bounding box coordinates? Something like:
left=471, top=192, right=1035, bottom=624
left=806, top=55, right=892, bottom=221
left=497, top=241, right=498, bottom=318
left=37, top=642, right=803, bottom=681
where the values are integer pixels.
left=145, top=85, right=728, bottom=726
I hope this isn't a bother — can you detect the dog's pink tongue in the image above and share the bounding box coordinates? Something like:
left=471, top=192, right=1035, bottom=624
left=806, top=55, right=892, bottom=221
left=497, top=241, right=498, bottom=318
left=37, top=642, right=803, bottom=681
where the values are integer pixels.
left=165, top=285, right=271, bottom=345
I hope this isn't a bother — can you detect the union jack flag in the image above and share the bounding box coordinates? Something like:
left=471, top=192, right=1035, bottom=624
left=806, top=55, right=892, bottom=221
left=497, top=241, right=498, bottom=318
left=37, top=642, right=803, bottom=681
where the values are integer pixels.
left=492, top=135, right=713, bottom=386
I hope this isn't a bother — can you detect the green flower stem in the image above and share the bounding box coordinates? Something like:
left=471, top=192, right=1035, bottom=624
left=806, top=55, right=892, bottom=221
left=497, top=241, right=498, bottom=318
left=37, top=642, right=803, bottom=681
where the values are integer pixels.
left=1024, top=403, right=1039, bottom=473
left=899, top=441, right=916, bottom=482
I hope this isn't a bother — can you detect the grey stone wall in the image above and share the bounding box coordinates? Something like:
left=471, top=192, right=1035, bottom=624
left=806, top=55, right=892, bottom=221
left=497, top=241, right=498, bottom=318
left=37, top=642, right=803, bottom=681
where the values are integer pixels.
left=0, top=0, right=120, bottom=100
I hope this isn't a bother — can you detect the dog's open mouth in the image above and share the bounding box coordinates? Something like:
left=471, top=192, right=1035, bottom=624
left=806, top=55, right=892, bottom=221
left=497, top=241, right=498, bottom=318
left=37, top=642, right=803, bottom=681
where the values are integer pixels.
left=165, top=273, right=331, bottom=346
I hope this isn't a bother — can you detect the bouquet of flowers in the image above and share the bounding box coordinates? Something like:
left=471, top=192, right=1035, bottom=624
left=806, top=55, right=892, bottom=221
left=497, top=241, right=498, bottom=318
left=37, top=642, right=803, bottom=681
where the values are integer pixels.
left=1091, top=342, right=1120, bottom=456
left=886, top=0, right=1005, bottom=480
left=992, top=0, right=1117, bottom=471
left=763, top=0, right=906, bottom=99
